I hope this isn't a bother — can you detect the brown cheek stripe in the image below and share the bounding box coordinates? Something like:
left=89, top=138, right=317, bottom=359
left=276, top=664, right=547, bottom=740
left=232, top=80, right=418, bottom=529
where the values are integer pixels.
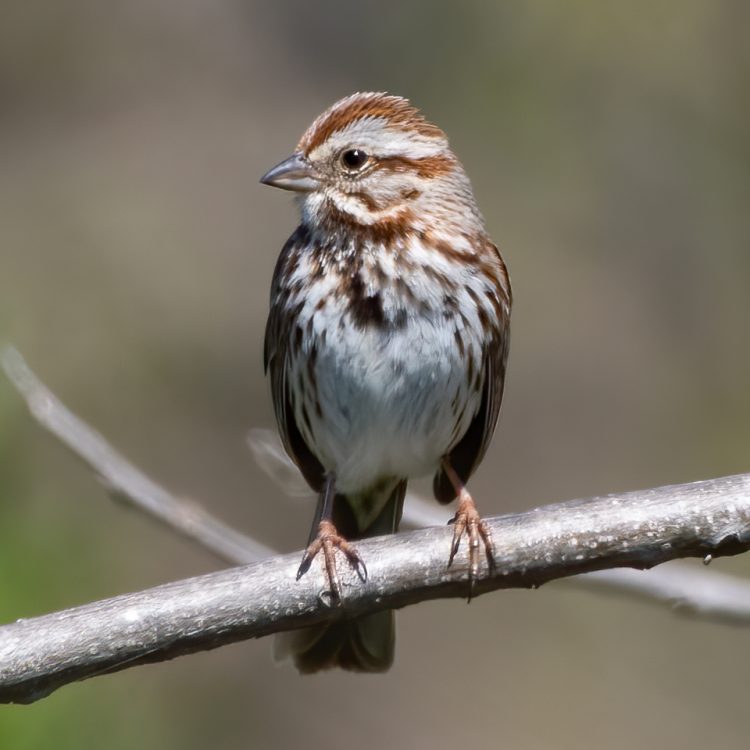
left=322, top=202, right=415, bottom=246
left=376, top=155, right=455, bottom=179
left=349, top=191, right=381, bottom=212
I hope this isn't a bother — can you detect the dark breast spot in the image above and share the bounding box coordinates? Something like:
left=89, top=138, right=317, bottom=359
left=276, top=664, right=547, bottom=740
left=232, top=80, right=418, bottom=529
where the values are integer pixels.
left=466, top=349, right=475, bottom=384
left=306, top=344, right=318, bottom=388
left=346, top=271, right=406, bottom=330
left=454, top=328, right=465, bottom=357
left=349, top=290, right=386, bottom=329
left=393, top=308, right=408, bottom=328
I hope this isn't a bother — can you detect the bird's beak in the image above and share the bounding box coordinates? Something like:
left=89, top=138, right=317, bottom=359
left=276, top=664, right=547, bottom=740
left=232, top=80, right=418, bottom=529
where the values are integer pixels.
left=260, top=153, right=320, bottom=192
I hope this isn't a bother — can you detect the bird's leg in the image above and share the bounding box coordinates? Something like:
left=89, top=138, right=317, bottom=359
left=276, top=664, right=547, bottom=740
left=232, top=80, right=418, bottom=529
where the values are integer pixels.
left=442, top=457, right=496, bottom=598
left=296, top=473, right=367, bottom=602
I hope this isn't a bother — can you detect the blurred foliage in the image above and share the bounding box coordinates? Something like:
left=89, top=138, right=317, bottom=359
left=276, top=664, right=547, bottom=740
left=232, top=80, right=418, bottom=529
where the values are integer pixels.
left=1, top=1, right=749, bottom=748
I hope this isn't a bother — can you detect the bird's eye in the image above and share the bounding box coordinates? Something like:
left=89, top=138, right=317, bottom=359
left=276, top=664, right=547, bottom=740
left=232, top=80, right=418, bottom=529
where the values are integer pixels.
left=340, top=149, right=369, bottom=171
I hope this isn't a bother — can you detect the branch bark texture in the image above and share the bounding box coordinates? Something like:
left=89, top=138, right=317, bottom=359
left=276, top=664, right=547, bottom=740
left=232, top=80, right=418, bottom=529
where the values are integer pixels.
left=6, top=345, right=750, bottom=628
left=2, top=471, right=750, bottom=704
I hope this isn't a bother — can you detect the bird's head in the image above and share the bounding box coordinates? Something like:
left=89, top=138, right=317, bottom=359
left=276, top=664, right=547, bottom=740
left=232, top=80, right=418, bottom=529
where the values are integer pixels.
left=261, top=92, right=479, bottom=234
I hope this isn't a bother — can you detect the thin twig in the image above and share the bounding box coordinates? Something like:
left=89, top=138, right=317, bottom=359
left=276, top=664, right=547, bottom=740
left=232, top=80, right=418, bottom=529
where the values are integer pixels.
left=1, top=347, right=272, bottom=564
left=569, top=564, right=750, bottom=625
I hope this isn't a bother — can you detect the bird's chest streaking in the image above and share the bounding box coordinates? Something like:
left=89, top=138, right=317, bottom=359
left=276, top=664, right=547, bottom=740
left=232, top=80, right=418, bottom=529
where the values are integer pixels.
left=283, top=232, right=497, bottom=496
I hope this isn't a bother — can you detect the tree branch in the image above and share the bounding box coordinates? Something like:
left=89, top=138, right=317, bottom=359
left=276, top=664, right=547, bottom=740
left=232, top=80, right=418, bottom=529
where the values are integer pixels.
left=5, top=346, right=750, bottom=626
left=568, top=564, right=750, bottom=625
left=2, top=346, right=750, bottom=704
left=2, top=470, right=750, bottom=703
left=247, top=426, right=750, bottom=625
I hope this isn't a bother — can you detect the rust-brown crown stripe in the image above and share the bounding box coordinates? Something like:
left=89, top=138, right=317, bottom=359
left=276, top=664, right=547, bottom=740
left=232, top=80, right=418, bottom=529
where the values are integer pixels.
left=298, top=93, right=446, bottom=154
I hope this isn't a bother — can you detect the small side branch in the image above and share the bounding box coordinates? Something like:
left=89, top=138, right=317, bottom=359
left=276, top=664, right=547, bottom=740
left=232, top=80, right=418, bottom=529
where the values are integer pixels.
left=1, top=347, right=271, bottom=564
left=1, top=470, right=750, bottom=703
left=570, top=565, right=750, bottom=625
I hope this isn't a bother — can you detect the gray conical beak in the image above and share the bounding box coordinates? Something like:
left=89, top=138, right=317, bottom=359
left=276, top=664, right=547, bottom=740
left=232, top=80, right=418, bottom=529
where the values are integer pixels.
left=260, top=153, right=320, bottom=192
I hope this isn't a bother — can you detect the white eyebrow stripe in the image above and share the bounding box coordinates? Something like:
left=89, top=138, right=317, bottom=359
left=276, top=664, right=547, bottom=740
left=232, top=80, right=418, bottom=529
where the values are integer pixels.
left=309, top=117, right=448, bottom=160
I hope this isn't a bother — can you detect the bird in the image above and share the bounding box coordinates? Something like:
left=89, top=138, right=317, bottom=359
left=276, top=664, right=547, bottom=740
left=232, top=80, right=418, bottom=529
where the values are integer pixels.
left=260, top=92, right=512, bottom=673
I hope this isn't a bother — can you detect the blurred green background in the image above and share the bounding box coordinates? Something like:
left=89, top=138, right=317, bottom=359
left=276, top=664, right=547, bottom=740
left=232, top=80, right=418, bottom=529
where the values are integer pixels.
left=1, top=1, right=749, bottom=747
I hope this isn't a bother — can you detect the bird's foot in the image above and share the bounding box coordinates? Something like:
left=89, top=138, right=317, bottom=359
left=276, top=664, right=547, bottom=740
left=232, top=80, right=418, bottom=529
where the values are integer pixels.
left=448, top=491, right=496, bottom=599
left=296, top=520, right=367, bottom=602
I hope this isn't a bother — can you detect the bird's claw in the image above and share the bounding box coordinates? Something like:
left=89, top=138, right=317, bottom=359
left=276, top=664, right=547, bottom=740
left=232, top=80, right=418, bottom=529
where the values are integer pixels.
left=447, top=494, right=496, bottom=600
left=296, top=520, right=367, bottom=602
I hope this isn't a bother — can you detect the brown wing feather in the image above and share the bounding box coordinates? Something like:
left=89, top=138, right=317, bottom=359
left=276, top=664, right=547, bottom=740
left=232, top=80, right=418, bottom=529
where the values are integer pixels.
left=433, top=242, right=511, bottom=503
left=264, top=225, right=325, bottom=493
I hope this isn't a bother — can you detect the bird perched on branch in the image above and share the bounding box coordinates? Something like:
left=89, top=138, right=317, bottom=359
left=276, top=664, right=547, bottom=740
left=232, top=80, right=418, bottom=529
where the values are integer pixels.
left=261, top=92, right=512, bottom=673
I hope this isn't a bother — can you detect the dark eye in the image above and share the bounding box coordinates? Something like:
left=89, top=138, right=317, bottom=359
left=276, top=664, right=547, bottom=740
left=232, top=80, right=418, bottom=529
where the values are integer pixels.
left=340, top=148, right=369, bottom=171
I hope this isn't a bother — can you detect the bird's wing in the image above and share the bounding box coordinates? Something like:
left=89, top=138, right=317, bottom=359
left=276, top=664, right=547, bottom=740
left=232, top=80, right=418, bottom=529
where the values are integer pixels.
left=434, top=241, right=512, bottom=503
left=264, top=225, right=325, bottom=493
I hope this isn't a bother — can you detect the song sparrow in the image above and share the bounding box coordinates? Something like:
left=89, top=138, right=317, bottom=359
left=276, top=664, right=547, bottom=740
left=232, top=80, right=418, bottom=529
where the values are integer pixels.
left=261, top=92, right=511, bottom=672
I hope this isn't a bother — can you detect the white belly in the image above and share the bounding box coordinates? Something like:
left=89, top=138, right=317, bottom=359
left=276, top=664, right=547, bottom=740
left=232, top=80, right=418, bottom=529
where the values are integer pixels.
left=291, top=312, right=481, bottom=495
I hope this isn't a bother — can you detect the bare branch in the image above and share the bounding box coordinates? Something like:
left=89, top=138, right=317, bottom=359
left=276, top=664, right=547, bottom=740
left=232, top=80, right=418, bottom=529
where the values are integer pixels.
left=2, top=470, right=750, bottom=703
left=4, top=346, right=750, bottom=632
left=245, top=428, right=750, bottom=624
left=568, top=565, right=750, bottom=625
left=3, top=346, right=750, bottom=703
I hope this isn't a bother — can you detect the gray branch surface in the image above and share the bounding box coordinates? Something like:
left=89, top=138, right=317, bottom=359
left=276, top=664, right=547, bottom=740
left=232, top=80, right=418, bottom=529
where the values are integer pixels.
left=3, top=346, right=750, bottom=705
left=6, top=347, right=750, bottom=626
left=3, top=470, right=750, bottom=704
left=247, top=427, right=750, bottom=624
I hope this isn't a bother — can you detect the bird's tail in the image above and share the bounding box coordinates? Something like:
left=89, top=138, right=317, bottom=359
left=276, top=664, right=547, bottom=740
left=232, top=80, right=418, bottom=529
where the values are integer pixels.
left=274, top=480, right=406, bottom=673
